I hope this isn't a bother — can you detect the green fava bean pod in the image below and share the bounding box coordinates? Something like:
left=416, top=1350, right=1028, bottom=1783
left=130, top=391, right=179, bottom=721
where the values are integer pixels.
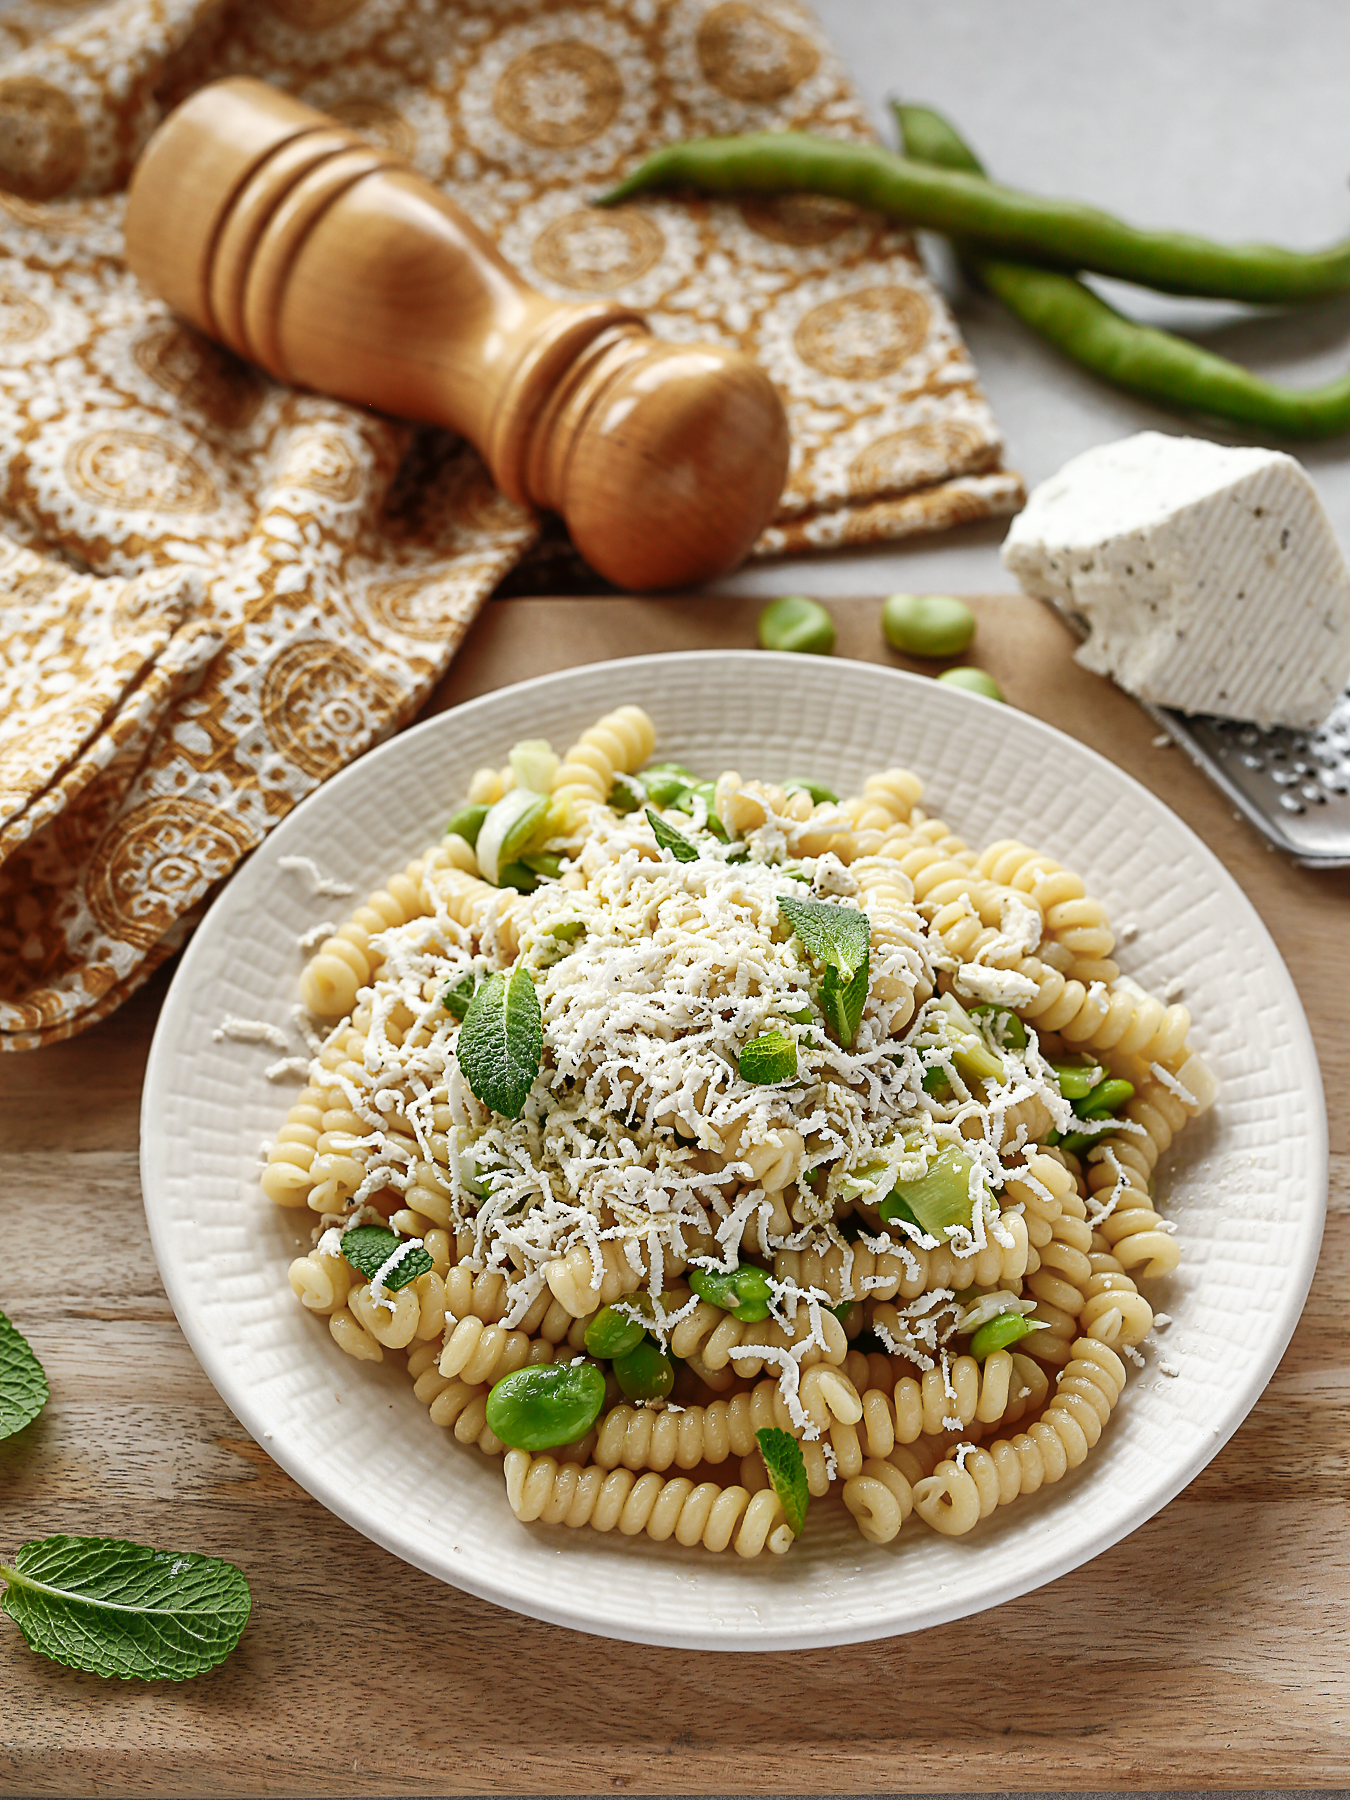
left=599, top=130, right=1350, bottom=307
left=937, top=667, right=1003, bottom=703
left=484, top=1361, right=606, bottom=1452
left=612, top=1341, right=675, bottom=1402
left=583, top=1306, right=648, bottom=1361
left=758, top=595, right=835, bottom=655
left=882, top=592, right=975, bottom=658
left=895, top=102, right=1350, bottom=441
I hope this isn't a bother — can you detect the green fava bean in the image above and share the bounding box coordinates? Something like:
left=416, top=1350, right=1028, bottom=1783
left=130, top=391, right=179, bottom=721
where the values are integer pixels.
left=882, top=592, right=976, bottom=658
left=583, top=1305, right=648, bottom=1361
left=446, top=803, right=490, bottom=848
left=970, top=1313, right=1040, bottom=1359
left=689, top=1265, right=773, bottom=1323
left=782, top=777, right=840, bottom=805
left=612, top=1340, right=675, bottom=1402
left=758, top=595, right=835, bottom=655
left=484, top=1361, right=606, bottom=1452
left=1050, top=1058, right=1102, bottom=1100
left=643, top=765, right=697, bottom=807
left=937, top=666, right=1004, bottom=702
left=967, top=1002, right=1027, bottom=1050
left=1085, top=1077, right=1134, bottom=1115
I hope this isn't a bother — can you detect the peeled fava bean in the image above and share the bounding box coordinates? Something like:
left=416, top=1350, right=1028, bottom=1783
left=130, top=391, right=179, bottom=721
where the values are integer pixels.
left=758, top=595, right=835, bottom=655
left=882, top=592, right=975, bottom=658
left=937, top=666, right=1004, bottom=702
left=485, top=1360, right=606, bottom=1451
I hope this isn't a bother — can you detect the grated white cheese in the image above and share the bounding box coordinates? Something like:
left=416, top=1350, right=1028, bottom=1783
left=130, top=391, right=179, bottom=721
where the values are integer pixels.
left=1150, top=1060, right=1197, bottom=1108
left=953, top=963, right=1040, bottom=1008
left=308, top=805, right=1127, bottom=1416
left=278, top=854, right=354, bottom=898
left=214, top=1014, right=290, bottom=1050
left=368, top=1236, right=426, bottom=1312
left=265, top=1055, right=312, bottom=1082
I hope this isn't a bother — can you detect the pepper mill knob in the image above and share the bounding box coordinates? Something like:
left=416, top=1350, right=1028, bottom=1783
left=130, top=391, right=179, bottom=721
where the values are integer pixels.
left=123, top=77, right=790, bottom=592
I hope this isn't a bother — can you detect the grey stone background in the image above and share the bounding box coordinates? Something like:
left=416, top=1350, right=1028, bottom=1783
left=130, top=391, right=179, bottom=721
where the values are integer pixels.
left=715, top=0, right=1350, bottom=599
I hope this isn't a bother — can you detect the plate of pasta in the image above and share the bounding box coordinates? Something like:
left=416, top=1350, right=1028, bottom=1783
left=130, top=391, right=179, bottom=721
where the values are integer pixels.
left=141, top=651, right=1326, bottom=1647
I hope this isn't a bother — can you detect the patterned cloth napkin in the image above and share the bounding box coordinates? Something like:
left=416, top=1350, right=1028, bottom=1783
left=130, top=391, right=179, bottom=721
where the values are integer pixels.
left=0, top=0, right=1021, bottom=1050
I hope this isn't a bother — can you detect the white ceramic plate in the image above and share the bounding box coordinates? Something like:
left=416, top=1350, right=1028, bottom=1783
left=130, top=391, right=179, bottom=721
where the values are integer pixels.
left=141, top=652, right=1327, bottom=1648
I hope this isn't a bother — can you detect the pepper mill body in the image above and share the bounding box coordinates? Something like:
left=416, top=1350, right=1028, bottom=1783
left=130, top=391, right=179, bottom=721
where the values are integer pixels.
left=123, top=77, right=790, bottom=592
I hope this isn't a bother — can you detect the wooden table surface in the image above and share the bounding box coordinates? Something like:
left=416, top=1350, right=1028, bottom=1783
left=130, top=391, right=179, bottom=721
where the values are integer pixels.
left=4, top=593, right=1348, bottom=1797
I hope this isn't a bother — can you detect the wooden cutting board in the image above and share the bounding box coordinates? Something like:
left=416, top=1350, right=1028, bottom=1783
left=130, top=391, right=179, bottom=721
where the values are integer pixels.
left=4, top=593, right=1348, bottom=1797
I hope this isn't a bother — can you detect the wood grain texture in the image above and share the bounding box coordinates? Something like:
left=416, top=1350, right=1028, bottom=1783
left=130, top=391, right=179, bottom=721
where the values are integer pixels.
left=124, top=78, right=790, bottom=592
left=3, top=593, right=1348, bottom=1797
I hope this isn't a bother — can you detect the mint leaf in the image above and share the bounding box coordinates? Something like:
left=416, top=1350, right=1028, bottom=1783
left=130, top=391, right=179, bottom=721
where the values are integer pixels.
left=820, top=958, right=869, bottom=1047
left=0, top=1536, right=250, bottom=1681
left=645, top=808, right=700, bottom=863
left=338, top=1225, right=433, bottom=1292
left=457, top=964, right=543, bottom=1118
left=782, top=778, right=839, bottom=805
left=0, top=1310, right=48, bottom=1440
left=738, top=1030, right=797, bottom=1085
left=755, top=1428, right=809, bottom=1537
left=778, top=894, right=870, bottom=982
left=441, top=970, right=479, bottom=1021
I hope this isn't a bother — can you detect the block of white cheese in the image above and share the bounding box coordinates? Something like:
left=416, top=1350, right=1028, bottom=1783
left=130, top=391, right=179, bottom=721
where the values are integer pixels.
left=1001, top=432, right=1350, bottom=728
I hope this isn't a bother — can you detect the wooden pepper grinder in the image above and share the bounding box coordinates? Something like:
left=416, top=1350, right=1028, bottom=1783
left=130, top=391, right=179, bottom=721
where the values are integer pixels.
left=123, top=77, right=790, bottom=593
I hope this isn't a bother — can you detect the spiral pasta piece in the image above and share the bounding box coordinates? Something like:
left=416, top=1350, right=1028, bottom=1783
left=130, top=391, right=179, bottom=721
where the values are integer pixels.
left=875, top=817, right=990, bottom=918
left=714, top=1115, right=806, bottom=1193
left=423, top=861, right=536, bottom=960
left=543, top=1240, right=649, bottom=1316
left=288, top=1245, right=354, bottom=1313
left=438, top=1316, right=557, bottom=1385
left=504, top=1453, right=795, bottom=1554
left=669, top=1298, right=848, bottom=1375
left=912, top=1337, right=1128, bottom=1535
left=851, top=855, right=932, bottom=1023
left=1010, top=1159, right=1094, bottom=1364
left=1081, top=1099, right=1190, bottom=1280
left=262, top=1085, right=327, bottom=1207
left=710, top=774, right=849, bottom=856
left=595, top=1380, right=782, bottom=1471
left=298, top=858, right=430, bottom=1018
left=976, top=839, right=1117, bottom=968
left=551, top=705, right=656, bottom=829
left=842, top=767, right=925, bottom=835
left=842, top=1456, right=916, bottom=1544
left=776, top=1213, right=1029, bottom=1307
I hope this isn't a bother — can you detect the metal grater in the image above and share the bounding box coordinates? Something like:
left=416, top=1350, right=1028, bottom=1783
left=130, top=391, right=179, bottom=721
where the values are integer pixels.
left=1145, top=681, right=1350, bottom=869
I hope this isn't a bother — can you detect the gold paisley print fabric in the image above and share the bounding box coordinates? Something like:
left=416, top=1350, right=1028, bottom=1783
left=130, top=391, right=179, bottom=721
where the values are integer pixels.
left=0, top=0, right=1018, bottom=1050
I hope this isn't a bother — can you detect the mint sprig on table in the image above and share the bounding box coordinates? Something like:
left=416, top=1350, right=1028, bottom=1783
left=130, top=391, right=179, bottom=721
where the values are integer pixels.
left=777, top=894, right=871, bottom=1047
left=0, top=1536, right=250, bottom=1681
left=338, top=1225, right=434, bottom=1292
left=755, top=1428, right=809, bottom=1537
left=1, top=1311, right=250, bottom=1680
left=456, top=964, right=543, bottom=1119
left=0, top=1307, right=48, bottom=1441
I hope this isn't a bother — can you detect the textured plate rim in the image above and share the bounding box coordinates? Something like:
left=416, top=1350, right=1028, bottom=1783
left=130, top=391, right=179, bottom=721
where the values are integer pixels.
left=141, top=650, right=1328, bottom=1649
